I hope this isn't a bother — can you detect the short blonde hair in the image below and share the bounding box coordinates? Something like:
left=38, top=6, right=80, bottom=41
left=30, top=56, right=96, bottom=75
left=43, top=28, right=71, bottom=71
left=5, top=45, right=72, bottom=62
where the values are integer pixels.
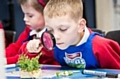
left=44, top=0, right=83, bottom=21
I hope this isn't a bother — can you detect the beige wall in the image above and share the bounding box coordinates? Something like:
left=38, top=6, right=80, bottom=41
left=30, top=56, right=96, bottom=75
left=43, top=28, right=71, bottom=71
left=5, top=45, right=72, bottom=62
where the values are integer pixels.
left=95, top=0, right=119, bottom=33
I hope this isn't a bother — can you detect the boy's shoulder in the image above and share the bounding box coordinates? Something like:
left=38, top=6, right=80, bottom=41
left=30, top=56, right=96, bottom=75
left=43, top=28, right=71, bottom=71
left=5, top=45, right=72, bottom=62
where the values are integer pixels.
left=93, top=35, right=119, bottom=46
left=92, top=35, right=120, bottom=53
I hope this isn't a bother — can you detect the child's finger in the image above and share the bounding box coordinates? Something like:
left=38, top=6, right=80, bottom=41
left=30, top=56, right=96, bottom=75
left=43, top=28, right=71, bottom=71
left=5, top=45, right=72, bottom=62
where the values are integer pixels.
left=26, top=39, right=41, bottom=53
left=35, top=46, right=43, bottom=53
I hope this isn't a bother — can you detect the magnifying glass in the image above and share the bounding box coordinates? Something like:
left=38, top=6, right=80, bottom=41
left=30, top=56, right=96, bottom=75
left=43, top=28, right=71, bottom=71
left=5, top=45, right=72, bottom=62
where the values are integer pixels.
left=41, top=32, right=56, bottom=50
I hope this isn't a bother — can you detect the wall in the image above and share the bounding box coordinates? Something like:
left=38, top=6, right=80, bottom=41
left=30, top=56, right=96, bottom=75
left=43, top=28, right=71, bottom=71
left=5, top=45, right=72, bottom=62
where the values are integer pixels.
left=14, top=0, right=25, bottom=40
left=83, top=0, right=96, bottom=28
left=96, top=0, right=120, bottom=33
left=0, top=0, right=25, bottom=41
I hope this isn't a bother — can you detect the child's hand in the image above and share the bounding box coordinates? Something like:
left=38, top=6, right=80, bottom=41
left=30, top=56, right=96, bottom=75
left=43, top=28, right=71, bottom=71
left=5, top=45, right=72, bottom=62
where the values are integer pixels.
left=26, top=39, right=43, bottom=53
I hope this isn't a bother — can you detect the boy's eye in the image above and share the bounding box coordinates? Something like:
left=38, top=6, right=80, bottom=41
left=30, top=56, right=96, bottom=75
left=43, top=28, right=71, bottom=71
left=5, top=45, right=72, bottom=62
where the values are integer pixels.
left=59, top=28, right=67, bottom=31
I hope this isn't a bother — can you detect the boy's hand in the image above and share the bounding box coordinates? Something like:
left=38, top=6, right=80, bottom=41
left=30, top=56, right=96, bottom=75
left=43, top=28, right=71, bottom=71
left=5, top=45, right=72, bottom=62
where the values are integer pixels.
left=26, top=39, right=43, bottom=53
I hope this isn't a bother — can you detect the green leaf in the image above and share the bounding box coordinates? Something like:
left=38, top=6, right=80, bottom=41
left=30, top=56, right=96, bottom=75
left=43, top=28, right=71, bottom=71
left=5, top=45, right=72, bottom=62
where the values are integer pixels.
left=17, top=53, right=42, bottom=72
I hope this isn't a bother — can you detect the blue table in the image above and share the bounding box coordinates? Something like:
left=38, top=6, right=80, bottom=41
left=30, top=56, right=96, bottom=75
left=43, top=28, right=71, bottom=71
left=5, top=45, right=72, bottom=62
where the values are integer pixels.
left=6, top=64, right=120, bottom=79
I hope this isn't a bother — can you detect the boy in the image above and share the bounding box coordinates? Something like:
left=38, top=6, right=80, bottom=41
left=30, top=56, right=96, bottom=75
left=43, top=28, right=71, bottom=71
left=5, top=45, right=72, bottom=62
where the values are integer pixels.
left=42, top=0, right=120, bottom=69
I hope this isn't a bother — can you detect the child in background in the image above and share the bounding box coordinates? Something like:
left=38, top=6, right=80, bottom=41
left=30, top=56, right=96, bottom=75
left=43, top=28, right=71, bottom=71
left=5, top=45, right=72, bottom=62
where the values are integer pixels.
left=42, top=0, right=120, bottom=69
left=5, top=0, right=58, bottom=65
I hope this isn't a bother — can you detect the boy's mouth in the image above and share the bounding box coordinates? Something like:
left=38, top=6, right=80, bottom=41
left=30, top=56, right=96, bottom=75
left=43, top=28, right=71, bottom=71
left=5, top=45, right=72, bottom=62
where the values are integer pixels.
left=57, top=43, right=64, bottom=45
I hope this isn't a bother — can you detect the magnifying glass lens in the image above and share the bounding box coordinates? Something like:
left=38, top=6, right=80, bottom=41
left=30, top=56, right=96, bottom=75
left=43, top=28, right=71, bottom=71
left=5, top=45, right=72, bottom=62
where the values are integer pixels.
left=41, top=32, right=55, bottom=50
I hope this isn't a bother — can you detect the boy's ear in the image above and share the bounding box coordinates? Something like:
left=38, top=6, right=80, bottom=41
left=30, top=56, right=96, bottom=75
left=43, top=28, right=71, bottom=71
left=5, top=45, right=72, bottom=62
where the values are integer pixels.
left=77, top=18, right=86, bottom=33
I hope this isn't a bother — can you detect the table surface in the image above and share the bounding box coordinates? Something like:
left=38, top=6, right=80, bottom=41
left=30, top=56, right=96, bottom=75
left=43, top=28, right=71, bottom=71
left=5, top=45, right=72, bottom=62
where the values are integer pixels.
left=5, top=64, right=120, bottom=79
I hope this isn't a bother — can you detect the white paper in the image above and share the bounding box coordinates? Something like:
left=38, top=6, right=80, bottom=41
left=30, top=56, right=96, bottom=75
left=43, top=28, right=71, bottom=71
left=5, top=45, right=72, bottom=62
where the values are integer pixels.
left=0, top=29, right=6, bottom=79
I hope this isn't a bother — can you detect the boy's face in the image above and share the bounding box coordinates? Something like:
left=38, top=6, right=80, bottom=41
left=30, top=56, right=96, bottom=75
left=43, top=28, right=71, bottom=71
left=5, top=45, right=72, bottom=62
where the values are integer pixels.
left=21, top=5, right=45, bottom=30
left=45, top=15, right=85, bottom=49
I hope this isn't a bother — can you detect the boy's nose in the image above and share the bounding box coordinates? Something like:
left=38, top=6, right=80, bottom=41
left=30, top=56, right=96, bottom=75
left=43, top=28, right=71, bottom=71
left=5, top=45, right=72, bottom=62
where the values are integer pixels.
left=54, top=33, right=60, bottom=41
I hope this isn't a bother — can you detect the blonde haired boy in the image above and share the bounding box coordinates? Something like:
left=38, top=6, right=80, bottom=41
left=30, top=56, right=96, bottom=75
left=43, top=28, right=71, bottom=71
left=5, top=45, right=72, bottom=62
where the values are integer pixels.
left=43, top=0, right=120, bottom=69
